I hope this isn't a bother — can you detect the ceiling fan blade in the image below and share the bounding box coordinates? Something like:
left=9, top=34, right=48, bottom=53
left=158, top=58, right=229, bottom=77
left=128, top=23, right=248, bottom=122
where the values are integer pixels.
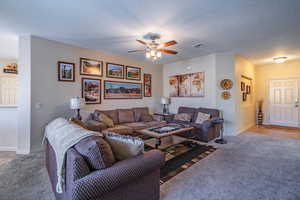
left=159, top=49, right=178, bottom=55
left=159, top=40, right=177, bottom=48
left=128, top=49, right=145, bottom=53
left=136, top=39, right=148, bottom=46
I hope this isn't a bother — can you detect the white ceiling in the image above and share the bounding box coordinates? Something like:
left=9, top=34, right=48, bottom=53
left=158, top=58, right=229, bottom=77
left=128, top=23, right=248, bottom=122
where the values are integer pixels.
left=0, top=0, right=300, bottom=64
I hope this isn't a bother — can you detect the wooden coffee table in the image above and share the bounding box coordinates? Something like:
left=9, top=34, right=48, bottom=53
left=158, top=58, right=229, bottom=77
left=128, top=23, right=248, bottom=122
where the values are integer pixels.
left=137, top=125, right=194, bottom=149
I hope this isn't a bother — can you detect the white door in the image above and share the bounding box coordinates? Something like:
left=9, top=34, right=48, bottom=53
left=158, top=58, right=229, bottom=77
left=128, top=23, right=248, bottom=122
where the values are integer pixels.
left=269, top=79, right=299, bottom=127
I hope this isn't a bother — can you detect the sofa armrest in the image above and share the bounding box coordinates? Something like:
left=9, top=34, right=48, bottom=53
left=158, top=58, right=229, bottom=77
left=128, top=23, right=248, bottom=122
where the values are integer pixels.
left=72, top=150, right=164, bottom=200
left=84, top=120, right=107, bottom=132
left=66, top=148, right=90, bottom=182
left=192, top=117, right=221, bottom=132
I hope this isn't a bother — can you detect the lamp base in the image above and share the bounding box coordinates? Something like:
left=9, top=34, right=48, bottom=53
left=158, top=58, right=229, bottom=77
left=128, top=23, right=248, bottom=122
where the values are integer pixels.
left=76, top=109, right=82, bottom=120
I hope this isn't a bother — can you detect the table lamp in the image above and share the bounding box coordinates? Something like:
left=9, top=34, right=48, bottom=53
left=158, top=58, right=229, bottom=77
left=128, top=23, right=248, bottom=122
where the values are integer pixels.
left=70, top=97, right=84, bottom=120
left=160, top=97, right=170, bottom=114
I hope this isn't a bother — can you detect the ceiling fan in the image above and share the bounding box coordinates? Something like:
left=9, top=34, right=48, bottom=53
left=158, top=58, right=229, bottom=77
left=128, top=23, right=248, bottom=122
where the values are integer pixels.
left=128, top=33, right=178, bottom=60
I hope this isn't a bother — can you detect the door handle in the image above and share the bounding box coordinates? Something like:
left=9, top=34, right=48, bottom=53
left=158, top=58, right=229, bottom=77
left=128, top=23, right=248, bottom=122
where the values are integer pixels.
left=295, top=99, right=299, bottom=108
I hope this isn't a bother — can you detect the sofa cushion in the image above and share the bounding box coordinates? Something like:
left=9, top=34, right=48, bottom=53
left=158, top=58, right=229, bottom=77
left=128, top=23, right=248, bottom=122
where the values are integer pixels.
left=95, top=109, right=119, bottom=124
left=141, top=114, right=154, bottom=122
left=84, top=120, right=107, bottom=132
left=195, top=112, right=211, bottom=124
left=178, top=107, right=196, bottom=116
left=133, top=107, right=149, bottom=122
left=144, top=120, right=167, bottom=128
left=174, top=113, right=192, bottom=122
left=122, top=122, right=148, bottom=131
left=105, top=125, right=133, bottom=135
left=99, top=113, right=114, bottom=128
left=104, top=132, right=144, bottom=161
left=74, top=136, right=116, bottom=170
left=118, top=109, right=135, bottom=124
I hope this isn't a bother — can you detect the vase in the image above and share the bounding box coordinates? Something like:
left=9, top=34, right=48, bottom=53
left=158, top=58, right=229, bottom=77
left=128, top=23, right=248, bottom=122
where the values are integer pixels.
left=257, top=111, right=263, bottom=125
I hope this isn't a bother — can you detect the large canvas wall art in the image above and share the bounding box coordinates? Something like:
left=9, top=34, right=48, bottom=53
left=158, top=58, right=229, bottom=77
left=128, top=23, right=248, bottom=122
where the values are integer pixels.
left=169, top=72, right=204, bottom=97
left=104, top=81, right=142, bottom=99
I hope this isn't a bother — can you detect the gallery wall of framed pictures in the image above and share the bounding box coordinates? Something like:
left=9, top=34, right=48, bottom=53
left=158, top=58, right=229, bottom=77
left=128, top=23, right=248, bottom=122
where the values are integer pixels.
left=57, top=57, right=151, bottom=104
left=241, top=75, right=253, bottom=104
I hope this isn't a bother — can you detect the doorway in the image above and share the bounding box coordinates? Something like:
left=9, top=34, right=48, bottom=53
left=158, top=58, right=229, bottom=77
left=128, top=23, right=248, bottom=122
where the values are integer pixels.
left=269, top=79, right=299, bottom=127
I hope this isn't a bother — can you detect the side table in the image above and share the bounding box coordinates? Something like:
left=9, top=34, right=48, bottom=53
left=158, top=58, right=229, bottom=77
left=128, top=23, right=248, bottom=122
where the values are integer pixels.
left=153, top=113, right=174, bottom=123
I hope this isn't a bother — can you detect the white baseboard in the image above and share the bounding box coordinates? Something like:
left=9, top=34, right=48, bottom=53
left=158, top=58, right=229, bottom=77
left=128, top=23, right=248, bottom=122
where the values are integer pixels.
left=0, top=146, right=17, bottom=152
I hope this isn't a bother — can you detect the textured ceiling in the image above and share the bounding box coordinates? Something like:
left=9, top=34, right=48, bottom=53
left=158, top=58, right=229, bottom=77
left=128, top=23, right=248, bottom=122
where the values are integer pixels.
left=0, top=0, right=300, bottom=64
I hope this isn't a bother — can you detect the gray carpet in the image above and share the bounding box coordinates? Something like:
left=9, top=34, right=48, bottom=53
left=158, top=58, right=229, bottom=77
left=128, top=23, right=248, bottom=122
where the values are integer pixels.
left=0, top=132, right=299, bottom=200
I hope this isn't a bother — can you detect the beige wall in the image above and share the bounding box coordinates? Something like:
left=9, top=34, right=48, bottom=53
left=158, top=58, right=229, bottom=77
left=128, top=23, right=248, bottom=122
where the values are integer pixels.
left=256, top=59, right=300, bottom=124
left=29, top=36, right=163, bottom=151
left=235, top=55, right=256, bottom=133
left=163, top=54, right=217, bottom=113
left=163, top=53, right=240, bottom=136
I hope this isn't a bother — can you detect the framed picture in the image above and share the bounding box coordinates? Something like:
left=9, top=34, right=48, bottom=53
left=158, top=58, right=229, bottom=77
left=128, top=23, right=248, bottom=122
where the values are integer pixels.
left=126, top=66, right=141, bottom=81
left=241, top=82, right=245, bottom=91
left=242, top=92, right=247, bottom=101
left=104, top=80, right=142, bottom=99
left=58, top=61, right=75, bottom=82
left=144, top=73, right=152, bottom=97
left=3, top=63, right=18, bottom=74
left=169, top=72, right=205, bottom=97
left=246, top=85, right=251, bottom=94
left=106, top=63, right=124, bottom=79
left=82, top=78, right=101, bottom=104
left=80, top=58, right=103, bottom=77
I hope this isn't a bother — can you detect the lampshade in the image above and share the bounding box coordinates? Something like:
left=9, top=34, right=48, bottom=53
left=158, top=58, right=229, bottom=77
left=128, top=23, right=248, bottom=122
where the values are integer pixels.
left=160, top=97, right=170, bottom=105
left=70, top=97, right=83, bottom=110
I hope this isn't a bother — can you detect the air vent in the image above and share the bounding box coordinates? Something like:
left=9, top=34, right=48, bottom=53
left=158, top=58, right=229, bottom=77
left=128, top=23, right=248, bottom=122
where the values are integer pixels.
left=193, top=43, right=204, bottom=48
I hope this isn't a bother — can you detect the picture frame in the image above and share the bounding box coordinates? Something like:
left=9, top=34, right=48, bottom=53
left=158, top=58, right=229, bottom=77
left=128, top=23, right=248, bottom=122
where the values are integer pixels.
left=3, top=63, right=18, bottom=74
left=242, top=92, right=247, bottom=101
left=144, top=73, right=152, bottom=97
left=104, top=80, right=142, bottom=99
left=80, top=58, right=103, bottom=77
left=125, top=66, right=141, bottom=81
left=106, top=63, right=124, bottom=79
left=82, top=78, right=101, bottom=104
left=58, top=61, right=75, bottom=82
left=241, top=82, right=245, bottom=91
left=246, top=85, right=251, bottom=94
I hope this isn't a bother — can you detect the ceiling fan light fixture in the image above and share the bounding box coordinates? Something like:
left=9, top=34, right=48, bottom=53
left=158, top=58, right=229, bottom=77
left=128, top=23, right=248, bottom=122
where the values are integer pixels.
left=273, top=56, right=287, bottom=63
left=146, top=52, right=151, bottom=58
left=150, top=50, right=156, bottom=56
left=157, top=51, right=162, bottom=58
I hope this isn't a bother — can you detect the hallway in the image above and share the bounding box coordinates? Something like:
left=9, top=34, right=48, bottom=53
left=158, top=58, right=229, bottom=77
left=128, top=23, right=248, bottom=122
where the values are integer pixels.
left=248, top=125, right=300, bottom=140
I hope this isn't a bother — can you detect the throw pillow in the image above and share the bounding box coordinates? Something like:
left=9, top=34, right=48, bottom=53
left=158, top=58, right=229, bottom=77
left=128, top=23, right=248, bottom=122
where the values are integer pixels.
left=118, top=109, right=135, bottom=123
left=104, top=132, right=144, bottom=161
left=74, top=136, right=116, bottom=170
left=141, top=114, right=154, bottom=122
left=195, top=112, right=211, bottom=124
left=99, top=113, right=114, bottom=128
left=174, top=113, right=192, bottom=122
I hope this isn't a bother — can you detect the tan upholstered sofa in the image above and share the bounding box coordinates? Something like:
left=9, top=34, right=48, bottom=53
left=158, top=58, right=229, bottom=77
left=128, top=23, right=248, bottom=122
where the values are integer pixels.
left=84, top=107, right=166, bottom=136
